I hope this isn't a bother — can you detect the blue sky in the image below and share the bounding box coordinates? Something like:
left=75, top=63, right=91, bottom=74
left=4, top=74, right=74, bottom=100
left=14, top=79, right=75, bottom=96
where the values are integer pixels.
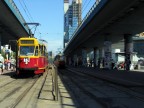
left=13, top=0, right=95, bottom=55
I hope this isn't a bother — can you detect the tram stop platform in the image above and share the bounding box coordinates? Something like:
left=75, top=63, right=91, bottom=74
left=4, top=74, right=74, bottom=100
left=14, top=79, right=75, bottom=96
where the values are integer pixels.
left=37, top=66, right=144, bottom=108
left=38, top=67, right=79, bottom=108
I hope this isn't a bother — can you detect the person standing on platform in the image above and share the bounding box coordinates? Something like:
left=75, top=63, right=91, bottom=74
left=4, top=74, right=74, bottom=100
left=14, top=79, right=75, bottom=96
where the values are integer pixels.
left=4, top=59, right=8, bottom=70
left=10, top=57, right=16, bottom=71
left=7, top=59, right=11, bottom=70
left=0, top=54, right=4, bottom=74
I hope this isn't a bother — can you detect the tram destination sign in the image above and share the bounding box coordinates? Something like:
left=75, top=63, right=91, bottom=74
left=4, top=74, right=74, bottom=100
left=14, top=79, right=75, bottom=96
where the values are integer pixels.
left=20, top=40, right=34, bottom=44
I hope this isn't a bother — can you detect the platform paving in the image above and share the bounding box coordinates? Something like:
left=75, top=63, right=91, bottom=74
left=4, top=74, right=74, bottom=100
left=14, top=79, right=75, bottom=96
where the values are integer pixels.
left=67, top=66, right=144, bottom=87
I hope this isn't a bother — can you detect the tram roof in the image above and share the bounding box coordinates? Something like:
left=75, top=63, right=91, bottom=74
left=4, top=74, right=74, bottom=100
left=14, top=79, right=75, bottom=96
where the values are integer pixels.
left=18, top=37, right=48, bottom=47
left=38, top=39, right=48, bottom=45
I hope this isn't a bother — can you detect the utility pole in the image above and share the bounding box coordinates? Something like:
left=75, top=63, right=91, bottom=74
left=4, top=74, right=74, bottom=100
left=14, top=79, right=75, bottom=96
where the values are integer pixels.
left=24, top=23, right=40, bottom=37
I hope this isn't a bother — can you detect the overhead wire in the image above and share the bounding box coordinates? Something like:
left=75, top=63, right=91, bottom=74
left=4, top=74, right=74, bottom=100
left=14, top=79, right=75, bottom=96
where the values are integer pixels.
left=82, top=0, right=88, bottom=11
left=21, top=0, right=35, bottom=22
left=18, top=0, right=32, bottom=22
left=81, top=0, right=92, bottom=15
left=18, top=0, right=38, bottom=36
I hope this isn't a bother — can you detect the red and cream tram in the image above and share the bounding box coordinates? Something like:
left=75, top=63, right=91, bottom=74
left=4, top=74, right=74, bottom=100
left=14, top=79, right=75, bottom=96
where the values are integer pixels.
left=16, top=37, right=48, bottom=75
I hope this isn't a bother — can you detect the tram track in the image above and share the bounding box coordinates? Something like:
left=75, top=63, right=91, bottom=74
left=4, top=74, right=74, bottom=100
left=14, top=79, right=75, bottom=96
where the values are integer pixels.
left=67, top=74, right=110, bottom=108
left=68, top=68, right=144, bottom=101
left=14, top=70, right=49, bottom=108
left=59, top=69, right=144, bottom=108
left=9, top=77, right=39, bottom=108
left=0, top=74, right=41, bottom=108
left=0, top=79, right=17, bottom=88
left=109, top=84, right=144, bottom=102
left=59, top=69, right=108, bottom=108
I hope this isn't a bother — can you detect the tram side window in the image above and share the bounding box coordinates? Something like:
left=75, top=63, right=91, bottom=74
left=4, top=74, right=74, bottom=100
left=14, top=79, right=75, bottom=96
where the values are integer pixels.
left=45, top=47, right=48, bottom=57
left=42, top=46, right=44, bottom=56
left=39, top=45, right=44, bottom=56
left=35, top=46, right=38, bottom=56
left=39, top=45, right=42, bottom=56
left=44, top=46, right=46, bottom=56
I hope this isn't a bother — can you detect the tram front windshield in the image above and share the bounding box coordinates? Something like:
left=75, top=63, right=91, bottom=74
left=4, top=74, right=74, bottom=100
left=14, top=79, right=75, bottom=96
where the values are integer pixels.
left=20, top=46, right=35, bottom=56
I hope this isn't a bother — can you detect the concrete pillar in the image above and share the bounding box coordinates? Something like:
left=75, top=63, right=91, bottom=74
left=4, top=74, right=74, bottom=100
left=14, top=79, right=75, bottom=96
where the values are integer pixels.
left=65, top=55, right=71, bottom=65
left=98, top=47, right=104, bottom=68
left=89, top=49, right=94, bottom=67
left=68, top=57, right=71, bottom=65
left=87, top=50, right=92, bottom=67
left=65, top=56, right=69, bottom=65
left=93, top=48, right=97, bottom=67
left=124, top=34, right=133, bottom=71
left=76, top=50, right=83, bottom=66
left=74, top=54, right=77, bottom=66
left=104, top=41, right=112, bottom=69
left=99, top=47, right=104, bottom=58
left=82, top=49, right=87, bottom=66
left=96, top=49, right=99, bottom=66
left=65, top=56, right=67, bottom=65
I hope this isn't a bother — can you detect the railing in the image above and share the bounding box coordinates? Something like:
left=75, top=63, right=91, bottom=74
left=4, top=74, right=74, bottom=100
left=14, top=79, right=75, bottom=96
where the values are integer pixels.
left=4, top=0, right=30, bottom=34
left=65, top=0, right=102, bottom=48
left=50, top=64, right=59, bottom=101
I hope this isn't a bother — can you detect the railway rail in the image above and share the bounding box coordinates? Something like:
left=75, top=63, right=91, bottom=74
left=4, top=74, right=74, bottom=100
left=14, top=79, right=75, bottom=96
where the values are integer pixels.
left=68, top=68, right=144, bottom=100
left=68, top=68, right=144, bottom=101
left=59, top=68, right=144, bottom=108
left=10, top=77, right=39, bottom=108
left=0, top=71, right=49, bottom=108
left=0, top=75, right=39, bottom=108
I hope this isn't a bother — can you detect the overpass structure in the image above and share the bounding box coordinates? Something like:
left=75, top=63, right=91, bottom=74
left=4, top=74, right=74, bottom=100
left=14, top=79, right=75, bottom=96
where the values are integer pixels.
left=64, top=0, right=144, bottom=70
left=0, top=0, right=30, bottom=48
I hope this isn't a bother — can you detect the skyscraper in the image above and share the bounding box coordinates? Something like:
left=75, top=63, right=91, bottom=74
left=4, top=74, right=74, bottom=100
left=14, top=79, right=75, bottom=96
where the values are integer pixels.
left=71, top=0, right=82, bottom=25
left=64, top=0, right=69, bottom=48
left=64, top=0, right=82, bottom=48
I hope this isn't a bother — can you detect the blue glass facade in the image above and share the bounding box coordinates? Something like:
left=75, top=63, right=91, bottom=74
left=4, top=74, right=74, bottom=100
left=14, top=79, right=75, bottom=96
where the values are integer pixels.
left=69, top=17, right=78, bottom=39
left=64, top=0, right=82, bottom=48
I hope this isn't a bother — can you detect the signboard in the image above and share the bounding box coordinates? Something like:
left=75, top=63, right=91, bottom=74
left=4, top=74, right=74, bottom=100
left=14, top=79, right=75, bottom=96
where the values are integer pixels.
left=21, top=40, right=34, bottom=44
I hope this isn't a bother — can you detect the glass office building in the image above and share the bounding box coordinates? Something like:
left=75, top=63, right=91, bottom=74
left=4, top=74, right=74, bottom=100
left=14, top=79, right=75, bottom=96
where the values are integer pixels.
left=69, top=17, right=78, bottom=39
left=64, top=0, right=82, bottom=48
